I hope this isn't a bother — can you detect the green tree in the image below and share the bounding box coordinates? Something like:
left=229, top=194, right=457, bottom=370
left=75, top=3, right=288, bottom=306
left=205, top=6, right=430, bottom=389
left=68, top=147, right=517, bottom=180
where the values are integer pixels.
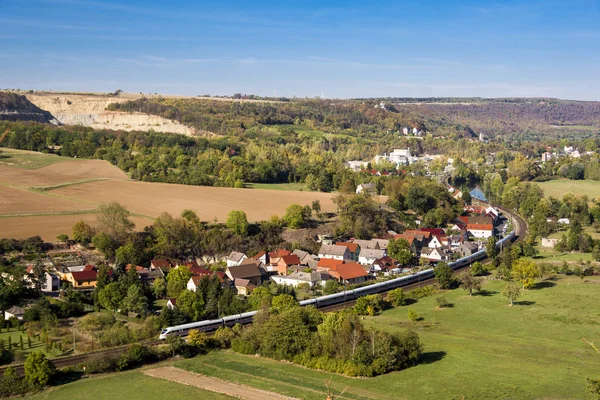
left=96, top=202, right=135, bottom=241
left=92, top=232, right=116, bottom=259
left=593, top=245, right=600, bottom=262
left=471, top=261, right=486, bottom=276
left=485, top=236, right=499, bottom=267
left=502, top=283, right=521, bottom=306
left=56, top=234, right=69, bottom=242
left=153, top=277, right=167, bottom=299
left=323, top=279, right=340, bottom=295
left=24, top=352, right=55, bottom=387
left=177, top=290, right=205, bottom=321
left=511, top=259, right=539, bottom=289
left=248, top=286, right=272, bottom=310
left=311, top=200, right=321, bottom=215
left=407, top=309, right=419, bottom=321
left=387, top=238, right=414, bottom=266
left=434, top=262, right=453, bottom=289
left=166, top=266, right=193, bottom=298
left=122, top=285, right=148, bottom=315
left=271, top=294, right=297, bottom=312
left=187, top=329, right=209, bottom=348
left=283, top=204, right=306, bottom=229
left=387, top=288, right=407, bottom=306
left=72, top=220, right=94, bottom=244
left=460, top=272, right=482, bottom=296
left=98, top=282, right=125, bottom=313
left=226, top=210, right=249, bottom=235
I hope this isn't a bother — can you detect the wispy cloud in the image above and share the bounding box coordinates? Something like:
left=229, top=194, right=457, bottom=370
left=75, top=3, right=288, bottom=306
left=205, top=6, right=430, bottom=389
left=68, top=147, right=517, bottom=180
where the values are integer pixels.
left=0, top=17, right=133, bottom=32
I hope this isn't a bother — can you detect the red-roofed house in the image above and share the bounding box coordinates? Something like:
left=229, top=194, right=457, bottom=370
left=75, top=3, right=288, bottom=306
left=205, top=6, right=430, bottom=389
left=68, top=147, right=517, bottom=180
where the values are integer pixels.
left=276, top=254, right=301, bottom=276
left=328, top=262, right=368, bottom=284
left=467, top=223, right=494, bottom=239
left=317, top=258, right=344, bottom=272
left=69, top=269, right=98, bottom=289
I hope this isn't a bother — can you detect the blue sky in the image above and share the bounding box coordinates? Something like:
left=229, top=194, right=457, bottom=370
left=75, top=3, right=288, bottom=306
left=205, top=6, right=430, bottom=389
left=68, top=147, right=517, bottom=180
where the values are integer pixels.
left=1, top=0, right=599, bottom=99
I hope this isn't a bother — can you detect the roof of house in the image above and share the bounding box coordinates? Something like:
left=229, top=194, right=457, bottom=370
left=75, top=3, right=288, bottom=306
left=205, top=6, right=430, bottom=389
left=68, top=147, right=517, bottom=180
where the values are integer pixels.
left=292, top=249, right=310, bottom=261
left=177, top=260, right=200, bottom=269
left=234, top=278, right=256, bottom=289
left=467, top=223, right=494, bottom=231
left=460, top=242, right=479, bottom=250
left=372, top=239, right=389, bottom=249
left=330, top=262, right=368, bottom=280
left=151, top=259, right=171, bottom=269
left=317, top=258, right=344, bottom=269
left=359, top=249, right=386, bottom=259
left=269, top=249, right=290, bottom=259
left=167, top=298, right=176, bottom=306
left=227, top=251, right=247, bottom=262
left=420, top=228, right=445, bottom=236
left=5, top=306, right=24, bottom=315
left=335, top=242, right=359, bottom=253
left=393, top=234, right=419, bottom=246
left=280, top=254, right=301, bottom=266
left=252, top=250, right=267, bottom=259
left=227, top=262, right=262, bottom=279
left=126, top=264, right=146, bottom=272
left=373, top=256, right=398, bottom=270
left=71, top=270, right=98, bottom=282
left=25, top=265, right=33, bottom=274
left=467, top=216, right=493, bottom=225
left=276, top=271, right=327, bottom=283
left=352, top=239, right=377, bottom=250
left=318, top=244, right=349, bottom=257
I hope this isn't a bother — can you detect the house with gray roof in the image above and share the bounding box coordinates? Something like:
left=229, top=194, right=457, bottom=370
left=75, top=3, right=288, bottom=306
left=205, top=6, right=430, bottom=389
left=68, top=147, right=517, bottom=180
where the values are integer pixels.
left=358, top=249, right=386, bottom=265
left=318, top=244, right=351, bottom=261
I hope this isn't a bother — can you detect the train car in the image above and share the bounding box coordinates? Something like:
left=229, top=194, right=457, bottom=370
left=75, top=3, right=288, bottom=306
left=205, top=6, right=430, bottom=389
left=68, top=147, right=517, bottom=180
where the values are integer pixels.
left=223, top=311, right=257, bottom=327
left=315, top=289, right=356, bottom=308
left=159, top=317, right=225, bottom=339
left=299, top=298, right=318, bottom=307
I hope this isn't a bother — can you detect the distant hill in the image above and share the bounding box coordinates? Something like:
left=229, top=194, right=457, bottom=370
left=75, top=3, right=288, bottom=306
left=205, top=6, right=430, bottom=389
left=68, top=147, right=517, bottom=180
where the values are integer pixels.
left=0, top=92, right=57, bottom=123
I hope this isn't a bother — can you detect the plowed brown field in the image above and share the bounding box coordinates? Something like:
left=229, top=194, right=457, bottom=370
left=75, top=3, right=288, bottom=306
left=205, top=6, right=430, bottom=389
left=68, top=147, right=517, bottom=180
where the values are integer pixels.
left=0, top=151, right=338, bottom=240
left=53, top=180, right=336, bottom=221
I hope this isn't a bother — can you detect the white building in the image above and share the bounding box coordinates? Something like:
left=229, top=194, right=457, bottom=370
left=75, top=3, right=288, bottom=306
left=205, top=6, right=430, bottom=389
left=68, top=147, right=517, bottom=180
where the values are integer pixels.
left=270, top=271, right=329, bottom=288
left=356, top=183, right=376, bottom=194
left=346, top=160, right=367, bottom=171
left=358, top=249, right=386, bottom=266
left=226, top=251, right=247, bottom=267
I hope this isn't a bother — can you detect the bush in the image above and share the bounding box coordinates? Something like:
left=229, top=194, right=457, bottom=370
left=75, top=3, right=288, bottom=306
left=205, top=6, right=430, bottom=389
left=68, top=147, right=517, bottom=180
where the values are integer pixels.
left=436, top=296, right=449, bottom=308
left=117, top=344, right=153, bottom=371
left=231, top=337, right=257, bottom=355
left=354, top=294, right=388, bottom=315
left=387, top=288, right=407, bottom=306
left=83, top=353, right=120, bottom=374
left=213, top=326, right=236, bottom=348
left=407, top=309, right=419, bottom=321
left=407, top=285, right=438, bottom=300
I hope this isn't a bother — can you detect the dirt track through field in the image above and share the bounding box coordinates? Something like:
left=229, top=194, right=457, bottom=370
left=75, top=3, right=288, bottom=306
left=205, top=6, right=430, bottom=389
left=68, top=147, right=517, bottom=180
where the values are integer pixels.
left=144, top=366, right=299, bottom=400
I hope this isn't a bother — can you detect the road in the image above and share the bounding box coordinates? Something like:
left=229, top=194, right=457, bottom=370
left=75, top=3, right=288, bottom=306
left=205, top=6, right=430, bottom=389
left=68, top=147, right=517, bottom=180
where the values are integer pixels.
left=0, top=204, right=526, bottom=375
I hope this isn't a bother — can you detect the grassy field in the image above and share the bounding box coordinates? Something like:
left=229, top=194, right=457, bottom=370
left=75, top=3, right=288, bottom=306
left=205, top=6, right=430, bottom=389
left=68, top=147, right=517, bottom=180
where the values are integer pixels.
left=531, top=226, right=600, bottom=263
left=177, top=276, right=600, bottom=400
left=0, top=148, right=72, bottom=170
left=537, top=179, right=600, bottom=200
left=274, top=124, right=370, bottom=142
left=29, top=370, right=234, bottom=400
left=0, top=328, right=63, bottom=358
left=245, top=182, right=307, bottom=191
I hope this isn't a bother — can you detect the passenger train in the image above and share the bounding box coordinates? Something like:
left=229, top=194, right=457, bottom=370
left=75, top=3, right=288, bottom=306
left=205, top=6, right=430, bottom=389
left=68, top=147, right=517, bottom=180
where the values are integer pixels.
left=159, top=231, right=515, bottom=339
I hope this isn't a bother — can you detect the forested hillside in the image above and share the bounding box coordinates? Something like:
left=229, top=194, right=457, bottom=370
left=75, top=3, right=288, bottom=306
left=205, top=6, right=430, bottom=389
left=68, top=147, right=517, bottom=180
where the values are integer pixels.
left=107, top=96, right=600, bottom=142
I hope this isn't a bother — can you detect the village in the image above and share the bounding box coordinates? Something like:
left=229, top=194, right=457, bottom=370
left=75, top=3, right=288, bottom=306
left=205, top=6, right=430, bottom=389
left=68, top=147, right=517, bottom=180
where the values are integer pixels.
left=2, top=202, right=506, bottom=323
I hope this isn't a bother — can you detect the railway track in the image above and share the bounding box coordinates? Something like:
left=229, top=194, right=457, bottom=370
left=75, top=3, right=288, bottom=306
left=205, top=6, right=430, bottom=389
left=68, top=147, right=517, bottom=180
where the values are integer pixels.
left=0, top=204, right=527, bottom=375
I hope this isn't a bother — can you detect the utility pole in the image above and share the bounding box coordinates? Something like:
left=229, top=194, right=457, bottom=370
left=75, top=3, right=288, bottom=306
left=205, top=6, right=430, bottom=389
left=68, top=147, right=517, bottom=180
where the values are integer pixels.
left=72, top=319, right=76, bottom=353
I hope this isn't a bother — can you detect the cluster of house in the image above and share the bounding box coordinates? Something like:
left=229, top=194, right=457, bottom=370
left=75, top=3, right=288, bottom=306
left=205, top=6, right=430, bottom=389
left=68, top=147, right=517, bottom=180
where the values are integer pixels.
left=541, top=145, right=596, bottom=162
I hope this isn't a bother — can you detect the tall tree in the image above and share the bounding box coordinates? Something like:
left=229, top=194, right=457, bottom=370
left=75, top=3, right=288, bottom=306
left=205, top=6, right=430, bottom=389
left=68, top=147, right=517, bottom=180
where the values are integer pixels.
left=226, top=210, right=249, bottom=235
left=96, top=202, right=135, bottom=241
left=434, top=262, right=453, bottom=289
